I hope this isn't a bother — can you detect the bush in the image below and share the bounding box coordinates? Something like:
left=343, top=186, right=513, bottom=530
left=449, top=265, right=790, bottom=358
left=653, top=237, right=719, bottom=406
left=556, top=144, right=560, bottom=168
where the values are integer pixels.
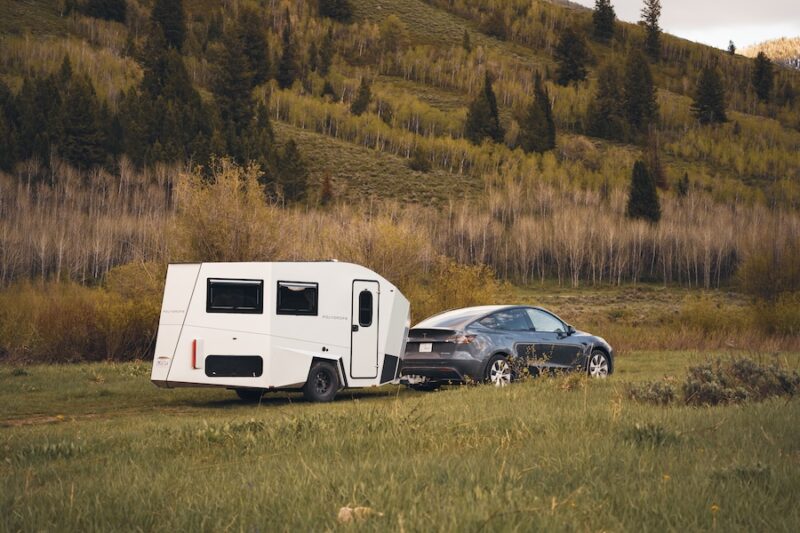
left=737, top=235, right=800, bottom=300
left=625, top=379, right=676, bottom=405
left=622, top=423, right=679, bottom=447
left=0, top=279, right=159, bottom=363
left=683, top=358, right=800, bottom=406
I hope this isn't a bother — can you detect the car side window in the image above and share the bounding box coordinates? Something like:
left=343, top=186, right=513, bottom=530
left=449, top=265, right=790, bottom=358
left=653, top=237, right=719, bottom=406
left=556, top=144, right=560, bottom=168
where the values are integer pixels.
left=478, top=309, right=532, bottom=331
left=525, top=309, right=564, bottom=333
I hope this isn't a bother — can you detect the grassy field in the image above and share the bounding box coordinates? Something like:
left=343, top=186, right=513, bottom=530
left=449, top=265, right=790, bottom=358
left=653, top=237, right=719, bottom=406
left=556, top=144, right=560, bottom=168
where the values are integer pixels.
left=2, top=352, right=799, bottom=531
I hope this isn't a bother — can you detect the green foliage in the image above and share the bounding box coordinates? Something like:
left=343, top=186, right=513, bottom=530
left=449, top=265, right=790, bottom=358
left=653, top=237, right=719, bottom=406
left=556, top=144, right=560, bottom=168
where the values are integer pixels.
left=237, top=7, right=270, bottom=86
left=728, top=41, right=736, bottom=55
left=350, top=77, right=371, bottom=116
left=625, top=380, right=676, bottom=405
left=277, top=14, right=299, bottom=90
left=151, top=0, right=186, bottom=50
left=479, top=8, right=507, bottom=40
left=84, top=0, right=126, bottom=23
left=587, top=62, right=627, bottom=141
left=59, top=73, right=106, bottom=168
left=554, top=26, right=589, bottom=86
left=464, top=72, right=503, bottom=144
left=318, top=0, right=353, bottom=22
left=592, top=0, right=615, bottom=43
left=624, top=50, right=658, bottom=134
left=275, top=138, right=308, bottom=203
left=408, top=146, right=431, bottom=172
left=518, top=72, right=555, bottom=154
left=692, top=65, right=727, bottom=124
left=318, top=27, right=334, bottom=76
left=379, top=15, right=409, bottom=54
left=641, top=0, right=662, bottom=60
left=752, top=51, right=773, bottom=102
left=626, top=160, right=661, bottom=223
left=214, top=28, right=255, bottom=158
left=622, top=422, right=679, bottom=447
left=683, top=358, right=800, bottom=406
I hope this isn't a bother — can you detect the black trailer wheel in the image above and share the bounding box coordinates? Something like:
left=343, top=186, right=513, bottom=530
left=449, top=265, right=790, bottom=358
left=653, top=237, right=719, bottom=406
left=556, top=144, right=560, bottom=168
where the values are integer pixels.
left=235, top=388, right=265, bottom=402
left=302, top=361, right=340, bottom=402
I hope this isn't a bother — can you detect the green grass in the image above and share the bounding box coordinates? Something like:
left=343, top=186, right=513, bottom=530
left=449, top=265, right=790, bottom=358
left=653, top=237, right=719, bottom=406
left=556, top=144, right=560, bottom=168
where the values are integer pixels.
left=2, top=353, right=799, bottom=531
left=275, top=121, right=483, bottom=202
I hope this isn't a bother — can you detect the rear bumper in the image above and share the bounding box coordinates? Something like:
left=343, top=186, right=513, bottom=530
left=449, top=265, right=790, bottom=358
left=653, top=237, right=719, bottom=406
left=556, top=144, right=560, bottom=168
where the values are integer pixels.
left=399, top=358, right=484, bottom=383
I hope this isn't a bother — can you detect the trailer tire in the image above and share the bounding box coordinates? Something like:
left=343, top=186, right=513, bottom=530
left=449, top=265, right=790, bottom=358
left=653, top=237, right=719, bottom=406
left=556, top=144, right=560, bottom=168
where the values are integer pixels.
left=303, top=361, right=339, bottom=402
left=235, top=388, right=265, bottom=402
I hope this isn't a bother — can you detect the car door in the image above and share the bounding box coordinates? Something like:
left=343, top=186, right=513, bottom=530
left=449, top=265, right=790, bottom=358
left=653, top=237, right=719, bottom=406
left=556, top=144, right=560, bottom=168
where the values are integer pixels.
left=525, top=308, right=584, bottom=370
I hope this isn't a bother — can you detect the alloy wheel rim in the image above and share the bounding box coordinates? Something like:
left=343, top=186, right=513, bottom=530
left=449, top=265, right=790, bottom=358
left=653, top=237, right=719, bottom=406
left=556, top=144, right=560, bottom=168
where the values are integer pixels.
left=315, top=371, right=331, bottom=393
left=490, top=359, right=512, bottom=387
left=589, top=354, right=609, bottom=377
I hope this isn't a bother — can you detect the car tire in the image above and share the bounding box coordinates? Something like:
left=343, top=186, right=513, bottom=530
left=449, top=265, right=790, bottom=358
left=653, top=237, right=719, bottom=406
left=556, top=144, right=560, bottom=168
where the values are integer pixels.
left=303, top=361, right=340, bottom=402
left=409, top=382, right=441, bottom=392
left=587, top=350, right=611, bottom=378
left=485, top=354, right=513, bottom=387
left=235, top=388, right=265, bottom=402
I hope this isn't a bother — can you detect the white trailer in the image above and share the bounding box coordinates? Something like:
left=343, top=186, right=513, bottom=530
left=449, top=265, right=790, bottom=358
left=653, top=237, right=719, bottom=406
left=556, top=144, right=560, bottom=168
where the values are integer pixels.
left=150, top=262, right=410, bottom=402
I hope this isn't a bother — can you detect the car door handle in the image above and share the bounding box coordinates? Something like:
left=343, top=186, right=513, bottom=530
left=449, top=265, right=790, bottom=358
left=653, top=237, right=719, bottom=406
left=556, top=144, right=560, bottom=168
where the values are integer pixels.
left=352, top=325, right=359, bottom=332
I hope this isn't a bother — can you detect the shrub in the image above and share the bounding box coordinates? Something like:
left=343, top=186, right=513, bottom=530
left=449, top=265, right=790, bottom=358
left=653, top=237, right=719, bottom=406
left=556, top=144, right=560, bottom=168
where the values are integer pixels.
left=625, top=379, right=676, bottom=405
left=737, top=234, right=800, bottom=301
left=683, top=358, right=800, bottom=406
left=622, top=423, right=679, bottom=447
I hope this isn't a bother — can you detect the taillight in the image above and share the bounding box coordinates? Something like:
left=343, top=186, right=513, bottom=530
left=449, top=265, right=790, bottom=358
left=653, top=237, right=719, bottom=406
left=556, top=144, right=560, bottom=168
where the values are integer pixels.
left=447, top=334, right=476, bottom=344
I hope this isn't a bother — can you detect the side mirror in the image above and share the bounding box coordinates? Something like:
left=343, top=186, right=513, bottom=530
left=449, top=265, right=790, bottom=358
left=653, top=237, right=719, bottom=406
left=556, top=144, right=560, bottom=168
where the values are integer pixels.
left=567, top=325, right=576, bottom=335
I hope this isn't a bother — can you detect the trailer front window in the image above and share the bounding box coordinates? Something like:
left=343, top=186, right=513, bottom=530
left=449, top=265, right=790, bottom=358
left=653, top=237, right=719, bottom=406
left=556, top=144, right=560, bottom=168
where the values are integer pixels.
left=277, top=282, right=318, bottom=315
left=207, top=279, right=264, bottom=314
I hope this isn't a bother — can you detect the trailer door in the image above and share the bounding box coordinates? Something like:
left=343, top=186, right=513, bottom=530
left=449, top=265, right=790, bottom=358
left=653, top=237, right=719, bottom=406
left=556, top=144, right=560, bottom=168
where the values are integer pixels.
left=350, top=280, right=379, bottom=379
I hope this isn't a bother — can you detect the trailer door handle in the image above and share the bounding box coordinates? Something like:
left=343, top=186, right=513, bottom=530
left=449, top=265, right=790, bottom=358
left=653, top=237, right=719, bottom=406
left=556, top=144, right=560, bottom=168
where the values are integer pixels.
left=352, top=324, right=359, bottom=332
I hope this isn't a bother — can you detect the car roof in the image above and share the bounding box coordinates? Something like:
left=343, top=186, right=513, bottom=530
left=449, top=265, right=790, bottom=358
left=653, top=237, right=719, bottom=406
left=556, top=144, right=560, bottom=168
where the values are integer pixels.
left=413, top=305, right=517, bottom=329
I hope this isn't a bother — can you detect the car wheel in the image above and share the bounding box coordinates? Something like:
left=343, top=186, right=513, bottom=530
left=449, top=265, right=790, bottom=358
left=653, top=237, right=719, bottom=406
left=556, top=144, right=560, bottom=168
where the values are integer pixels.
left=485, top=355, right=513, bottom=387
left=587, top=350, right=610, bottom=378
left=409, top=382, right=441, bottom=392
left=235, top=388, right=265, bottom=402
left=302, top=361, right=340, bottom=402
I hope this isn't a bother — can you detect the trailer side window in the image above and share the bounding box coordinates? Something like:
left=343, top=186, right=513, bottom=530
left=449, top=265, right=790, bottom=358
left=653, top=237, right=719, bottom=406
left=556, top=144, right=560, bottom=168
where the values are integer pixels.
left=358, top=290, right=373, bottom=327
left=277, top=282, right=318, bottom=316
left=207, top=279, right=263, bottom=314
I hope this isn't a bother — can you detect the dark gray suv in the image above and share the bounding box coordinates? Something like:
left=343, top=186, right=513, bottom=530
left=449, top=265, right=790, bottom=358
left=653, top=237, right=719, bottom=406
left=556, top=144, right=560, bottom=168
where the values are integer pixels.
left=400, top=305, right=613, bottom=389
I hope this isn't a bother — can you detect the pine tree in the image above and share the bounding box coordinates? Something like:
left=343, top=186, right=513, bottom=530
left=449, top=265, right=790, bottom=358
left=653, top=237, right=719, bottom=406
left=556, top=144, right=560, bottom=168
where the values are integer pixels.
left=592, top=0, right=615, bottom=43
left=519, top=72, right=555, bottom=153
left=677, top=171, right=689, bottom=197
left=151, top=0, right=186, bottom=50
left=16, top=75, right=63, bottom=162
left=408, top=146, right=431, bottom=172
left=464, top=72, right=503, bottom=144
left=480, top=9, right=507, bottom=40
left=85, top=0, right=127, bottom=23
left=379, top=15, right=410, bottom=54
left=626, top=160, right=660, bottom=223
left=554, top=27, right=589, bottom=86
left=319, top=173, right=334, bottom=206
left=691, top=65, right=727, bottom=124
left=214, top=29, right=255, bottom=161
left=752, top=52, right=773, bottom=102
left=0, top=81, right=17, bottom=171
left=623, top=50, right=658, bottom=134
left=318, top=0, right=353, bottom=22
left=243, top=102, right=275, bottom=174
left=321, top=80, right=337, bottom=100
left=641, top=0, right=662, bottom=61
left=586, top=62, right=627, bottom=141
left=277, top=139, right=308, bottom=202
left=728, top=41, right=736, bottom=55
left=318, top=27, right=334, bottom=76
left=350, top=77, right=371, bottom=116
left=307, top=41, right=318, bottom=73
left=238, top=8, right=270, bottom=86
left=462, top=29, right=472, bottom=52
left=60, top=75, right=105, bottom=168
left=277, top=13, right=299, bottom=89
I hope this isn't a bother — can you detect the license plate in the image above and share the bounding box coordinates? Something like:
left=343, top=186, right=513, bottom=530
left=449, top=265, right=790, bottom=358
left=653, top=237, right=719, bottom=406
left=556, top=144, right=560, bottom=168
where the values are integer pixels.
left=419, top=343, right=432, bottom=353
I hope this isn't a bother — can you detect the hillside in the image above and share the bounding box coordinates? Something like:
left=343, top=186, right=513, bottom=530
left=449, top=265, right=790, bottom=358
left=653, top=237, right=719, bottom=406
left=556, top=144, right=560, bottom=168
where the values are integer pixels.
left=742, top=37, right=800, bottom=71
left=0, top=0, right=799, bottom=302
